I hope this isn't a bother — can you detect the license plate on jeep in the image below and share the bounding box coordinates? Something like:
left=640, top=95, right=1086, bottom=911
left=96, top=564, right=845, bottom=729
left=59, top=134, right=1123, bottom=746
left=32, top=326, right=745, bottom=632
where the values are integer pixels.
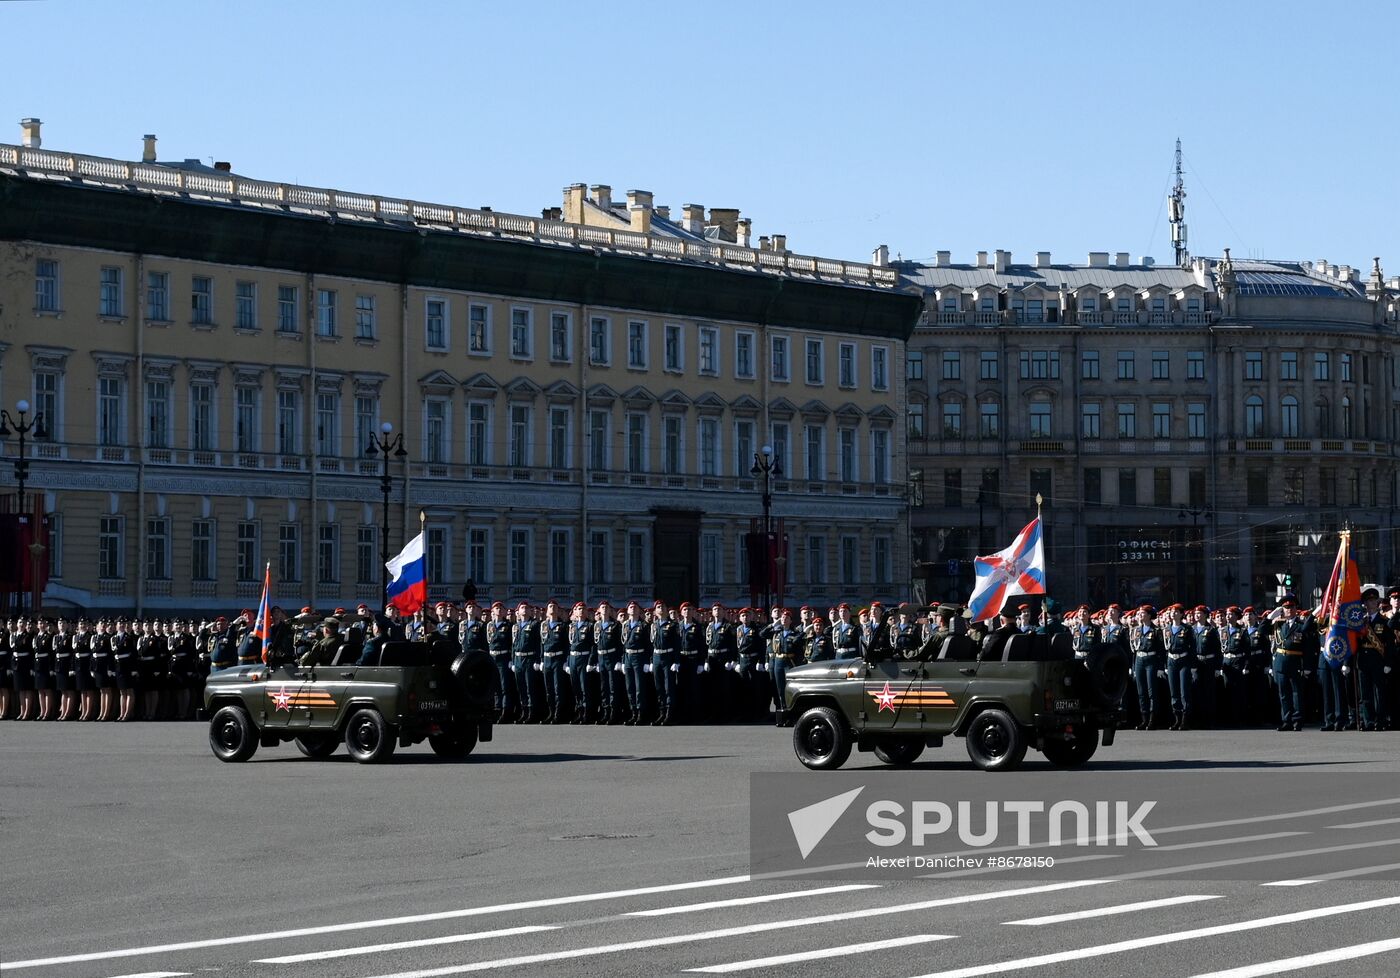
left=418, top=699, right=449, bottom=712
left=1053, top=699, right=1081, bottom=711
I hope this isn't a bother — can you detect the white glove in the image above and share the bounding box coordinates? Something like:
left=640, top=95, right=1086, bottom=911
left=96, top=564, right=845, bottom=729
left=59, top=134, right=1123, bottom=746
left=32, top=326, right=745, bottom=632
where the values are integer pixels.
left=586, top=665, right=596, bottom=673
left=614, top=663, right=624, bottom=673
left=758, top=662, right=769, bottom=672
left=1386, top=667, right=1393, bottom=675
left=1157, top=670, right=1166, bottom=679
left=670, top=663, right=679, bottom=672
left=564, top=666, right=572, bottom=675
left=510, top=663, right=519, bottom=673
left=644, top=663, right=653, bottom=673
left=702, top=663, right=709, bottom=673
left=1342, top=665, right=1351, bottom=676
left=532, top=662, right=542, bottom=672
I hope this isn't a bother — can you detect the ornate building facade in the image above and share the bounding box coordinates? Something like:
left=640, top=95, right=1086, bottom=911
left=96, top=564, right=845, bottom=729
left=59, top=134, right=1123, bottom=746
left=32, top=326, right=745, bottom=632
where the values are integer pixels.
left=0, top=122, right=919, bottom=614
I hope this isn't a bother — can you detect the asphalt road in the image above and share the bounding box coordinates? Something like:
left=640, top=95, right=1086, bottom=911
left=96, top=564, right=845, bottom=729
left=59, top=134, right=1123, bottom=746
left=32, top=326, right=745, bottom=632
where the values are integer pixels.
left=4, top=722, right=1400, bottom=978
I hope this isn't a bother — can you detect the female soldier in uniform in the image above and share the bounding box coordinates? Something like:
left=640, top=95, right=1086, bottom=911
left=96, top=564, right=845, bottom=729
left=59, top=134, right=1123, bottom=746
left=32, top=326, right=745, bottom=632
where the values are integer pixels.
left=32, top=618, right=55, bottom=720
left=167, top=620, right=198, bottom=719
left=0, top=617, right=11, bottom=719
left=93, top=618, right=117, bottom=722
left=10, top=620, right=32, bottom=721
left=74, top=618, right=96, bottom=721
left=54, top=618, right=76, bottom=721
left=112, top=618, right=139, bottom=721
left=137, top=620, right=163, bottom=720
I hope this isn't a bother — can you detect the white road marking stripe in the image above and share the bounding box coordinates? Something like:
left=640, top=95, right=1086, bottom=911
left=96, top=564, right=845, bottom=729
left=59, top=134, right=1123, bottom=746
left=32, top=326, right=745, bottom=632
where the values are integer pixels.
left=359, top=881, right=1107, bottom=978
left=1113, top=837, right=1400, bottom=880
left=252, top=926, right=558, bottom=965
left=1003, top=895, right=1221, bottom=926
left=1185, top=936, right=1400, bottom=978
left=1326, top=815, right=1400, bottom=830
left=625, top=884, right=880, bottom=916
left=1311, top=860, right=1400, bottom=880
left=0, top=874, right=751, bottom=971
left=1259, top=880, right=1320, bottom=887
left=102, top=973, right=191, bottom=978
left=687, top=935, right=954, bottom=973
left=905, top=895, right=1400, bottom=978
left=1153, top=832, right=1307, bottom=852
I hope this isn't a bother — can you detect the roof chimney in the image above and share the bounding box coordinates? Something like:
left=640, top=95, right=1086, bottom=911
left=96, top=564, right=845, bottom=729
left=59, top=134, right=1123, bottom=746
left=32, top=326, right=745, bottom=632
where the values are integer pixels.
left=994, top=249, right=1010, bottom=273
left=736, top=218, right=752, bottom=247
left=563, top=183, right=587, bottom=223
left=654, top=205, right=670, bottom=221
left=20, top=118, right=41, bottom=149
left=590, top=184, right=612, bottom=210
left=142, top=134, right=157, bottom=163
left=759, top=236, right=771, bottom=252
left=1035, top=251, right=1051, bottom=268
left=976, top=251, right=989, bottom=269
left=1088, top=251, right=1109, bottom=267
left=626, top=189, right=653, bottom=233
left=936, top=250, right=951, bottom=267
left=1139, top=256, right=1155, bottom=267
left=214, top=161, right=231, bottom=172
left=682, top=203, right=705, bottom=235
left=1115, top=252, right=1131, bottom=268
left=541, top=206, right=563, bottom=221
left=708, top=208, right=740, bottom=243
left=872, top=244, right=889, bottom=266
left=771, top=233, right=787, bottom=253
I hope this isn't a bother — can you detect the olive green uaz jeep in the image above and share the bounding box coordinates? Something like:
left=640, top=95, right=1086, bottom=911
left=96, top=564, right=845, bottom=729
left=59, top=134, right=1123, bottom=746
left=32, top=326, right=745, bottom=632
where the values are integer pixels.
left=203, top=638, right=495, bottom=763
left=782, top=633, right=1129, bottom=772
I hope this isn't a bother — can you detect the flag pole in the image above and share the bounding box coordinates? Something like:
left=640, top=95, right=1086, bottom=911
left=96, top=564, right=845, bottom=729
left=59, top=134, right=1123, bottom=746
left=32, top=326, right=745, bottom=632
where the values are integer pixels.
left=1035, top=492, right=1043, bottom=520
left=419, top=509, right=428, bottom=614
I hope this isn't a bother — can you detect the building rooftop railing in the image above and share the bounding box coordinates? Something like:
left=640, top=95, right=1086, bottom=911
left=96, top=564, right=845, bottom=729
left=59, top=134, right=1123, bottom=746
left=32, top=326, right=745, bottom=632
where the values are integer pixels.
left=0, top=143, right=901, bottom=291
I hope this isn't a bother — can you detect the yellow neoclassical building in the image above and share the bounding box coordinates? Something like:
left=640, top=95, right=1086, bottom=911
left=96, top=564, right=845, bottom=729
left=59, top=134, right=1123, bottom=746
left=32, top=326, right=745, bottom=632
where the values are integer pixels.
left=0, top=123, right=919, bottom=614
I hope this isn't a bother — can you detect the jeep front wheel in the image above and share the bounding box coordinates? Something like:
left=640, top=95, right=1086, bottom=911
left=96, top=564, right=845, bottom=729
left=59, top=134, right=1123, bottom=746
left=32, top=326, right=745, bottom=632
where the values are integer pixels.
left=209, top=705, right=258, bottom=763
left=1041, top=725, right=1098, bottom=767
left=965, top=708, right=1027, bottom=772
left=294, top=734, right=340, bottom=759
left=873, top=739, right=925, bottom=767
left=344, top=708, right=397, bottom=764
left=792, top=706, right=852, bottom=771
left=429, top=724, right=479, bottom=759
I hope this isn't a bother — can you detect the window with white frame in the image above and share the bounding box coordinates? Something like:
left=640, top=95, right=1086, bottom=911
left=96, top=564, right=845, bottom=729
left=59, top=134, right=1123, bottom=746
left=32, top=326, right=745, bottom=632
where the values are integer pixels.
left=664, top=323, right=683, bottom=372
left=737, top=536, right=749, bottom=587
left=627, top=413, right=646, bottom=473
left=147, top=271, right=171, bottom=322
left=771, top=422, right=790, bottom=475
left=99, top=516, right=123, bottom=580
left=805, top=424, right=825, bottom=481
left=509, top=404, right=531, bottom=467
left=509, top=527, right=532, bottom=583
left=316, top=289, right=337, bottom=337
left=871, top=428, right=890, bottom=483
left=276, top=285, right=298, bottom=332
left=699, top=326, right=719, bottom=375
left=589, top=316, right=610, bottom=365
left=1081, top=402, right=1100, bottom=439
left=663, top=416, right=683, bottom=474
left=469, top=304, right=490, bottom=353
left=1029, top=400, right=1052, bottom=438
left=1187, top=402, right=1207, bottom=438
left=839, top=427, right=857, bottom=482
left=907, top=351, right=924, bottom=381
left=510, top=308, right=532, bottom=358
left=701, top=532, right=721, bottom=584
left=589, top=409, right=610, bottom=470
left=871, top=346, right=889, bottom=390
left=589, top=530, right=609, bottom=585
left=628, top=321, right=647, bottom=368
left=771, top=335, right=790, bottom=382
left=908, top=403, right=925, bottom=439
left=318, top=523, right=341, bottom=582
left=467, top=401, right=490, bottom=466
left=735, top=331, right=754, bottom=378
left=146, top=517, right=170, bottom=581
left=840, top=536, right=859, bottom=586
left=237, top=521, right=259, bottom=582
left=315, top=392, right=339, bottom=456
left=806, top=535, right=827, bottom=585
left=468, top=527, right=491, bottom=583
left=980, top=350, right=999, bottom=380
left=699, top=417, right=719, bottom=476
left=838, top=343, right=856, bottom=388
left=97, top=376, right=124, bottom=447
left=236, top=386, right=260, bottom=453
left=549, top=406, right=571, bottom=468
left=423, top=398, right=448, bottom=463
left=356, top=526, right=375, bottom=584
left=34, top=371, right=60, bottom=441
left=873, top=537, right=891, bottom=585
left=942, top=351, right=961, bottom=380
left=100, top=266, right=124, bottom=318
left=550, top=312, right=571, bottom=362
left=278, top=523, right=300, bottom=583
left=34, top=259, right=60, bottom=312
left=355, top=294, right=376, bottom=339
left=550, top=529, right=571, bottom=585
left=424, top=526, right=444, bottom=584
left=627, top=530, right=648, bottom=583
left=354, top=395, right=375, bottom=458
left=425, top=298, right=447, bottom=350
left=190, top=383, right=215, bottom=451
left=192, top=520, right=215, bottom=581
left=980, top=401, right=1000, bottom=438
left=734, top=420, right=754, bottom=477
left=805, top=339, right=824, bottom=385
left=236, top=281, right=257, bottom=330
left=191, top=276, right=213, bottom=326
left=277, top=389, right=300, bottom=455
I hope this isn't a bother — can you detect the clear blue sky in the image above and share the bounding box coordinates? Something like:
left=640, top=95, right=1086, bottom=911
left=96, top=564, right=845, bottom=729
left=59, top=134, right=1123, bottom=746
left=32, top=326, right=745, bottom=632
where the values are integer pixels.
left=7, top=0, right=1398, bottom=270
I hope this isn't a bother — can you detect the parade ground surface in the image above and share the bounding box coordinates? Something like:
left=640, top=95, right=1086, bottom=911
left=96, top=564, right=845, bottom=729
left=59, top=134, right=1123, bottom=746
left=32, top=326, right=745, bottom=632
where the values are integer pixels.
left=6, top=726, right=1400, bottom=978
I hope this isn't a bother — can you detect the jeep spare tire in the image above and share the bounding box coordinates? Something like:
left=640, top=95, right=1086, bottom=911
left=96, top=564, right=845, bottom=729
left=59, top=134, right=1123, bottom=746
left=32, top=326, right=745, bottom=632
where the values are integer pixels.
left=1083, top=643, right=1130, bottom=707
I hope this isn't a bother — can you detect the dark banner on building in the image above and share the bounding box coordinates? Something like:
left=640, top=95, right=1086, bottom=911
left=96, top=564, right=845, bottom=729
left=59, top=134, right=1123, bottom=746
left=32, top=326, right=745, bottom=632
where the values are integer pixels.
left=745, top=520, right=789, bottom=610
left=0, top=510, right=50, bottom=595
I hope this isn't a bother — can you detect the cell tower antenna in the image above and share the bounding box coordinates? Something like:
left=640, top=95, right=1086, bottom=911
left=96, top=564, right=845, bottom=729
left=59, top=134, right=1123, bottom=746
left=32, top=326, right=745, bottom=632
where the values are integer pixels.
left=1168, top=137, right=1189, bottom=267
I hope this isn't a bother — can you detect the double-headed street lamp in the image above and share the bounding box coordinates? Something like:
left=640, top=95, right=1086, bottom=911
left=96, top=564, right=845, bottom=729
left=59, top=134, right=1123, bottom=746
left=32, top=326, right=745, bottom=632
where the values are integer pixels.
left=1179, top=504, right=1213, bottom=602
left=751, top=445, right=782, bottom=614
left=0, top=400, right=47, bottom=613
left=366, top=421, right=407, bottom=595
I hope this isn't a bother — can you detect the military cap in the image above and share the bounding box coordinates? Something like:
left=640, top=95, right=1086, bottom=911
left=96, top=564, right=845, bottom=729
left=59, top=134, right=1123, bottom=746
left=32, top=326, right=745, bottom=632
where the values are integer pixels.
left=1362, top=587, right=1379, bottom=600
left=1280, top=597, right=1296, bottom=607
left=1243, top=606, right=1255, bottom=614
left=1194, top=604, right=1208, bottom=612
left=800, top=605, right=811, bottom=612
left=838, top=602, right=851, bottom=611
left=1139, top=604, right=1155, bottom=614
left=573, top=601, right=587, bottom=612
left=321, top=617, right=340, bottom=628
left=1017, top=603, right=1031, bottom=612
left=680, top=601, right=693, bottom=610
left=1108, top=603, right=1121, bottom=611
left=812, top=616, right=826, bottom=626
left=491, top=600, right=505, bottom=611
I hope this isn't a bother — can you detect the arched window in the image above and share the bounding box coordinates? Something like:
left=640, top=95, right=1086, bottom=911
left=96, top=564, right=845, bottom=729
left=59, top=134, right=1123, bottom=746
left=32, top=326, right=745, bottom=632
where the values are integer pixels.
left=1315, top=397, right=1330, bottom=438
left=1342, top=396, right=1353, bottom=439
left=1244, top=395, right=1264, bottom=437
left=1281, top=395, right=1299, bottom=437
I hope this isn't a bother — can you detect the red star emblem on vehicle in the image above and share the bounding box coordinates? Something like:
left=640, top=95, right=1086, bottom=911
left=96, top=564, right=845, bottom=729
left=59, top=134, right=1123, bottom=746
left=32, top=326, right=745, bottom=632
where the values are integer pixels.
left=270, top=685, right=292, bottom=711
left=871, top=681, right=897, bottom=713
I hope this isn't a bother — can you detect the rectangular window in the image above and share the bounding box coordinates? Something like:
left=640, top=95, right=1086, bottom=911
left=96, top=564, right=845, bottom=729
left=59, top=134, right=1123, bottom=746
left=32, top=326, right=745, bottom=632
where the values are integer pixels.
left=190, top=384, right=215, bottom=452
left=908, top=403, right=925, bottom=439
left=702, top=532, right=721, bottom=585
left=34, top=371, right=59, bottom=441
left=549, top=407, right=570, bottom=468
left=191, top=276, right=213, bottom=325
left=1151, top=351, right=1169, bottom=380
left=100, top=266, right=124, bottom=317
left=1118, top=468, right=1138, bottom=507
left=699, top=417, right=719, bottom=476
left=1187, top=402, right=1207, bottom=438
left=1029, top=402, right=1052, bottom=438
left=698, top=326, right=719, bottom=375
left=355, top=294, right=375, bottom=339
left=551, top=312, right=571, bottom=362
left=838, top=427, right=857, bottom=482
left=1319, top=467, right=1337, bottom=506
left=278, top=524, right=300, bottom=583
left=735, top=332, right=755, bottom=379
left=147, top=271, right=170, bottom=322
left=1280, top=351, right=1298, bottom=380
left=424, top=526, right=445, bottom=585
left=237, top=522, right=258, bottom=582
left=34, top=258, right=60, bottom=312
left=771, top=336, right=790, bottom=382
left=590, top=316, right=610, bottom=365
left=467, top=402, right=490, bottom=466
left=627, top=414, right=646, bottom=473
left=628, top=320, right=647, bottom=368
left=942, top=402, right=962, bottom=438
left=1019, top=351, right=1061, bottom=380
left=589, top=409, right=610, bottom=471
left=839, top=343, right=857, bottom=387
left=589, top=530, right=608, bottom=585
left=277, top=390, right=300, bottom=455
left=550, top=530, right=571, bottom=585
left=663, top=416, right=683, bottom=475
left=315, top=392, right=339, bottom=456
left=735, top=421, right=755, bottom=477
left=424, top=399, right=448, bottom=464
left=805, top=535, right=827, bottom=585
left=509, top=404, right=531, bottom=467
left=96, top=377, right=122, bottom=447
left=979, top=401, right=1000, bottom=437
left=944, top=469, right=962, bottom=508
left=1029, top=469, right=1053, bottom=505
left=316, top=288, right=337, bottom=336
left=1341, top=353, right=1352, bottom=382
left=871, top=347, right=889, bottom=390
left=236, top=386, right=259, bottom=453
left=1117, top=403, right=1137, bottom=438
left=425, top=298, right=447, bottom=350
left=871, top=428, right=890, bottom=484
left=276, top=285, right=298, bottom=332
left=146, top=518, right=170, bottom=581
left=510, top=528, right=532, bottom=583
left=1117, top=352, right=1136, bottom=380
left=980, top=351, right=999, bottom=380
left=1189, top=469, right=1206, bottom=507
left=805, top=424, right=825, bottom=481
left=1246, top=469, right=1269, bottom=506
left=941, top=351, right=960, bottom=380
left=354, top=396, right=375, bottom=459
left=468, top=528, right=490, bottom=584
left=664, top=323, right=683, bottom=372
left=99, top=516, right=123, bottom=580
left=628, top=530, right=648, bottom=584
left=1283, top=468, right=1304, bottom=505
left=1347, top=468, right=1361, bottom=506
left=841, top=536, right=859, bottom=586
left=806, top=338, right=824, bottom=384
left=1187, top=350, right=1205, bottom=380
left=235, top=281, right=257, bottom=330
left=1314, top=352, right=1330, bottom=381
left=904, top=349, right=925, bottom=382
left=469, top=304, right=490, bottom=354
left=1084, top=468, right=1102, bottom=506
left=1081, top=350, right=1100, bottom=380
left=357, top=526, right=375, bottom=584
left=510, top=307, right=532, bottom=358
left=1245, top=351, right=1264, bottom=380
left=319, top=523, right=341, bottom=583
left=873, top=537, right=891, bottom=585
left=1152, top=403, right=1171, bottom=439
left=1154, top=467, right=1172, bottom=507
left=1081, top=402, right=1101, bottom=439
left=771, top=422, right=790, bottom=475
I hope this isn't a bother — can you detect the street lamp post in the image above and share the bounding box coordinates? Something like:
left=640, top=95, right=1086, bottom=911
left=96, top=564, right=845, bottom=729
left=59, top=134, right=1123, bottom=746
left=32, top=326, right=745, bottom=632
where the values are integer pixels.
left=366, top=421, right=407, bottom=596
left=751, top=445, right=781, bottom=614
left=1178, top=505, right=1212, bottom=602
left=0, top=400, right=47, bottom=613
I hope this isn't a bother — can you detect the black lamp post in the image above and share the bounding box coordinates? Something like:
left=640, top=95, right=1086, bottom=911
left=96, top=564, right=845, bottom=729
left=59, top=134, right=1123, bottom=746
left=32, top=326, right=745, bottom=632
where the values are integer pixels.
left=751, top=444, right=781, bottom=613
left=1178, top=505, right=1212, bottom=602
left=366, top=421, right=407, bottom=595
left=0, top=400, right=47, bottom=613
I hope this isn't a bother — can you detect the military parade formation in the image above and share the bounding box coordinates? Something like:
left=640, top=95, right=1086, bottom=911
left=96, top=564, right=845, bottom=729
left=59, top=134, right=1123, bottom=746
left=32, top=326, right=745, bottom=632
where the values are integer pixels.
left=3, top=588, right=1397, bottom=732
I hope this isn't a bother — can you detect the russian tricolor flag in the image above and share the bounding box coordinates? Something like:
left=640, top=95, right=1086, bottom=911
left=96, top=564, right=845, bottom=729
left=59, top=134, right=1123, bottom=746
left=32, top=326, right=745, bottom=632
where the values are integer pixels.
left=386, top=532, right=428, bottom=616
